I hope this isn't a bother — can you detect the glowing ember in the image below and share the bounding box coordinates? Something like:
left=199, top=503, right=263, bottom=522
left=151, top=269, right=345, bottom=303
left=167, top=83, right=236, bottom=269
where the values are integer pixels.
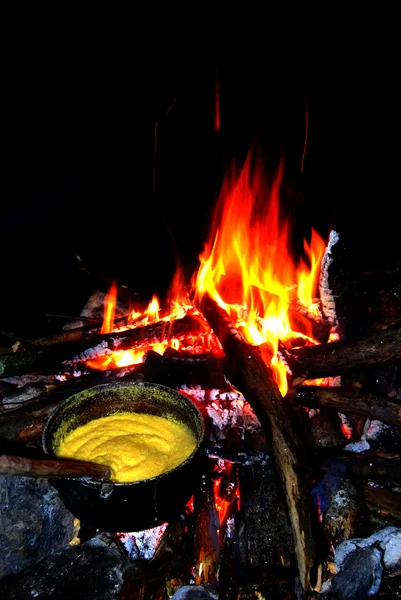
left=83, top=151, right=329, bottom=396
left=212, top=461, right=240, bottom=532
left=85, top=338, right=182, bottom=371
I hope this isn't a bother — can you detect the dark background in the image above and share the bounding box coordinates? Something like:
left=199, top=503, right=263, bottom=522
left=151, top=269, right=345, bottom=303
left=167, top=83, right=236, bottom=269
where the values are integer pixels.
left=1, top=29, right=400, bottom=337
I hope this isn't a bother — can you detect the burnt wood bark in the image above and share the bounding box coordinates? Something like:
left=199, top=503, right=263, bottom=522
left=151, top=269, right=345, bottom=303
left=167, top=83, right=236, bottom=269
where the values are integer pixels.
left=288, top=327, right=401, bottom=380
left=290, top=386, right=401, bottom=428
left=0, top=314, right=204, bottom=377
left=218, top=517, right=239, bottom=600
left=197, top=293, right=317, bottom=592
left=237, top=463, right=295, bottom=574
left=0, top=454, right=111, bottom=479
left=364, top=482, right=401, bottom=521
left=329, top=455, right=401, bottom=482
left=193, top=469, right=220, bottom=587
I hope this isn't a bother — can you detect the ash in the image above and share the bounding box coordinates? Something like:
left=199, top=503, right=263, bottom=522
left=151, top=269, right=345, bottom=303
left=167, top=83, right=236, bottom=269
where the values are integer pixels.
left=319, top=229, right=340, bottom=325
left=180, top=386, right=260, bottom=432
left=117, top=523, right=168, bottom=561
left=344, top=419, right=390, bottom=453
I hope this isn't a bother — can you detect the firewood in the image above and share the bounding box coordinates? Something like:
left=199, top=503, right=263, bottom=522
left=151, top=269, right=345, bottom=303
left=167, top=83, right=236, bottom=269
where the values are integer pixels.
left=320, top=477, right=363, bottom=547
left=122, top=517, right=194, bottom=600
left=218, top=517, right=239, bottom=600
left=0, top=314, right=204, bottom=377
left=0, top=396, right=68, bottom=445
left=288, top=326, right=401, bottom=379
left=197, top=293, right=317, bottom=591
left=143, top=351, right=228, bottom=390
left=290, top=386, right=401, bottom=428
left=0, top=380, right=53, bottom=413
left=323, top=455, right=401, bottom=482
left=0, top=370, right=143, bottom=444
left=237, top=463, right=295, bottom=575
left=288, top=304, right=331, bottom=344
left=193, top=469, right=220, bottom=586
left=364, top=482, right=401, bottom=521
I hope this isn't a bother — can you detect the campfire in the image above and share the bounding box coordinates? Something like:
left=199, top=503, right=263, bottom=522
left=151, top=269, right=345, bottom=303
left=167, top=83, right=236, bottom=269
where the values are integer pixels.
left=0, top=149, right=400, bottom=599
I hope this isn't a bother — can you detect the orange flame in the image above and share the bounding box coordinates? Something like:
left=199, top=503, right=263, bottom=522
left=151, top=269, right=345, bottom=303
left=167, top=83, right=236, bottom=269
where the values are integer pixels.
left=193, top=152, right=326, bottom=396
left=101, top=281, right=118, bottom=334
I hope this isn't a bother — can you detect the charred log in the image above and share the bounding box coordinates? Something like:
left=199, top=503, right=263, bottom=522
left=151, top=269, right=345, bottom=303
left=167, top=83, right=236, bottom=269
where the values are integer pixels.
left=193, top=469, right=220, bottom=587
left=218, top=517, right=239, bottom=600
left=121, top=517, right=194, bottom=600
left=291, top=406, right=346, bottom=451
left=0, top=314, right=204, bottom=377
left=237, top=463, right=295, bottom=575
left=0, top=379, right=56, bottom=413
left=288, top=327, right=401, bottom=380
left=322, top=455, right=401, bottom=483
left=290, top=386, right=401, bottom=428
left=323, top=477, right=362, bottom=548
left=364, top=482, right=401, bottom=522
left=143, top=351, right=228, bottom=390
left=197, top=293, right=317, bottom=591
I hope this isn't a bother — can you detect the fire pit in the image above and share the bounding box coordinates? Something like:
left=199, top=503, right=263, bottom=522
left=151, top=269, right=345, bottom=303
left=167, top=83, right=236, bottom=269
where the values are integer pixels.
left=0, top=150, right=400, bottom=599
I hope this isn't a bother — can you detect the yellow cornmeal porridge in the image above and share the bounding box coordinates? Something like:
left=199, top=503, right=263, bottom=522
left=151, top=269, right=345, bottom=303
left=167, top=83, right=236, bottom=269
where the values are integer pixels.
left=56, top=412, right=197, bottom=483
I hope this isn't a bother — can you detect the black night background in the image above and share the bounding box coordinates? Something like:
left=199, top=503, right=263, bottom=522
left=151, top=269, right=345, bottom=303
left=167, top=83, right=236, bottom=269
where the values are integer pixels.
left=1, top=28, right=400, bottom=338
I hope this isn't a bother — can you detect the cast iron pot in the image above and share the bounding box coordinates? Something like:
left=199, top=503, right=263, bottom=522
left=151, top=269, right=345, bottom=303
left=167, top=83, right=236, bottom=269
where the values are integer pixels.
left=42, top=381, right=206, bottom=532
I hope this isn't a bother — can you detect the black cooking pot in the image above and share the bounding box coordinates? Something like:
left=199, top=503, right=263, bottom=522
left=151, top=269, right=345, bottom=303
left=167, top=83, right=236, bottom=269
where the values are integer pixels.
left=42, top=381, right=206, bottom=532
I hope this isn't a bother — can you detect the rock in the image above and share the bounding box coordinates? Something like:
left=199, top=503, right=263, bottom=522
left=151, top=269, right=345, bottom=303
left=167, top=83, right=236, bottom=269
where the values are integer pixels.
left=171, top=584, right=218, bottom=599
left=0, top=536, right=125, bottom=599
left=331, top=546, right=383, bottom=599
left=0, top=476, right=75, bottom=578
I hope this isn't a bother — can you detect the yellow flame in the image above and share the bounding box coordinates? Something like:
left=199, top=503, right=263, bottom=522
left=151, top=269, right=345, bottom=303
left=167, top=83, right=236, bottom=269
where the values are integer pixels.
left=194, top=152, right=326, bottom=396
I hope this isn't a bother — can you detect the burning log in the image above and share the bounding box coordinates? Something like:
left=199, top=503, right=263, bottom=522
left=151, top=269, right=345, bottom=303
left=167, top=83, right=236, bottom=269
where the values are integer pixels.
left=143, top=351, right=228, bottom=390
left=218, top=517, right=239, bottom=600
left=290, top=386, right=401, bottom=428
left=288, top=303, right=331, bottom=344
left=0, top=314, right=204, bottom=377
left=193, top=470, right=220, bottom=587
left=302, top=409, right=346, bottom=451
left=121, top=517, right=193, bottom=600
left=287, top=326, right=401, bottom=380
left=197, top=293, right=317, bottom=591
left=237, top=463, right=295, bottom=576
left=151, top=517, right=194, bottom=598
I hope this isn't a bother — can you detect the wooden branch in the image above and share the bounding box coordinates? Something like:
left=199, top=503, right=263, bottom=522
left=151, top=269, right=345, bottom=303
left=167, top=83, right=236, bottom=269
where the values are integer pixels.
left=0, top=314, right=204, bottom=377
left=289, top=327, right=401, bottom=379
left=237, top=463, right=295, bottom=573
left=193, top=469, right=220, bottom=586
left=364, top=482, right=401, bottom=521
left=198, top=293, right=317, bottom=591
left=290, top=386, right=401, bottom=428
left=0, top=454, right=110, bottom=479
left=219, top=517, right=239, bottom=600
left=322, top=478, right=362, bottom=546
left=331, top=456, right=401, bottom=482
